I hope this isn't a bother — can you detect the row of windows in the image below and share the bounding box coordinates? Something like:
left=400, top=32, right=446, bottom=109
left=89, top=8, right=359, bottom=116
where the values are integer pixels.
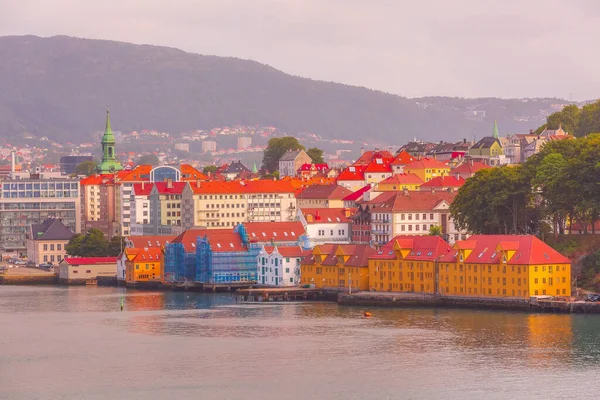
left=400, top=224, right=433, bottom=232
left=317, top=230, right=346, bottom=236
left=166, top=203, right=181, bottom=209
left=43, top=255, right=62, bottom=263
left=42, top=244, right=62, bottom=251
left=400, top=213, right=436, bottom=221
left=205, top=203, right=245, bottom=209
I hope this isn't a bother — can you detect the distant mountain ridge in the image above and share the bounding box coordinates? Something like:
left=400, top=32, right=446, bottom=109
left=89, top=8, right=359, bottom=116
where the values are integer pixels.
left=0, top=35, right=576, bottom=144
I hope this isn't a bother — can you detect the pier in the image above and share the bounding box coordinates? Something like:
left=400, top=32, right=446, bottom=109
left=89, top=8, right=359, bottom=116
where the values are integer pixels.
left=236, top=287, right=335, bottom=302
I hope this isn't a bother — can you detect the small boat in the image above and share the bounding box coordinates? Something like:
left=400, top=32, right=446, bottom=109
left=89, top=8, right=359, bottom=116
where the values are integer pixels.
left=86, top=279, right=98, bottom=286
left=364, top=311, right=372, bottom=317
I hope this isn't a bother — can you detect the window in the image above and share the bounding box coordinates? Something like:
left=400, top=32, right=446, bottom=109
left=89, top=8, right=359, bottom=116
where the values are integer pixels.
left=43, top=244, right=48, bottom=251
left=57, top=244, right=62, bottom=251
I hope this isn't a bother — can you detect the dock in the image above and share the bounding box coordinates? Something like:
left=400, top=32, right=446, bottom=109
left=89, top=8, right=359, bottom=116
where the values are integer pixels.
left=236, top=287, right=336, bottom=302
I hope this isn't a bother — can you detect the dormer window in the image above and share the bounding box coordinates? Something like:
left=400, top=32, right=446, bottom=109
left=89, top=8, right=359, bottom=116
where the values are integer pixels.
left=502, top=254, right=507, bottom=263
left=459, top=253, right=464, bottom=262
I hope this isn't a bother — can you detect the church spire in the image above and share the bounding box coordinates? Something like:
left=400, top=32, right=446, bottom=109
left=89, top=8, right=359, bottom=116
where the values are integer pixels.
left=492, top=120, right=499, bottom=139
left=252, top=161, right=258, bottom=174
left=97, top=110, right=123, bottom=174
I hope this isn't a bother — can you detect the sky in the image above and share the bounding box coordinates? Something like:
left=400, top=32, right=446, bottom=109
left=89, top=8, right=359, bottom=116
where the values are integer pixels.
left=1, top=0, right=599, bottom=100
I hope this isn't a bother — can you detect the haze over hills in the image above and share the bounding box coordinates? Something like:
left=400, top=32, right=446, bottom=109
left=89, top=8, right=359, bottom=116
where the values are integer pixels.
left=0, top=35, right=579, bottom=145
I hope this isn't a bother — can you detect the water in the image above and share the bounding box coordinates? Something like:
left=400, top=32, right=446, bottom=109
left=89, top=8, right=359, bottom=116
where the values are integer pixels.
left=2, top=286, right=600, bottom=399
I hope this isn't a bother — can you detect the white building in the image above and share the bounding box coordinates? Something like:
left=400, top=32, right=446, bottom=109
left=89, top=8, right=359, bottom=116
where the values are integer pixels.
left=297, top=208, right=352, bottom=247
left=237, top=137, right=252, bottom=150
left=129, top=182, right=153, bottom=235
left=278, top=150, right=311, bottom=178
left=257, top=245, right=305, bottom=286
left=202, top=141, right=217, bottom=153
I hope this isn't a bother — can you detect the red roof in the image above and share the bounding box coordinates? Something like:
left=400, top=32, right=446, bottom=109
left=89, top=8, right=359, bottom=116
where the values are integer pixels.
left=380, top=173, right=424, bottom=185
left=337, top=165, right=366, bottom=181
left=438, top=235, right=570, bottom=265
left=80, top=174, right=115, bottom=186
left=370, top=235, right=453, bottom=261
left=262, top=245, right=306, bottom=257
left=342, top=184, right=372, bottom=202
left=404, top=158, right=449, bottom=170
left=129, top=247, right=164, bottom=263
left=126, top=235, right=176, bottom=248
left=298, top=163, right=329, bottom=172
left=62, top=257, right=117, bottom=265
left=391, top=151, right=415, bottom=166
left=188, top=180, right=295, bottom=195
left=364, top=162, right=393, bottom=173
left=300, top=208, right=354, bottom=224
left=354, top=150, right=395, bottom=165
left=420, top=176, right=465, bottom=188
left=171, top=228, right=246, bottom=253
left=153, top=181, right=187, bottom=195
left=451, top=161, right=491, bottom=175
left=370, top=191, right=456, bottom=212
left=133, top=182, right=154, bottom=196
left=243, top=222, right=305, bottom=242
left=296, top=184, right=353, bottom=200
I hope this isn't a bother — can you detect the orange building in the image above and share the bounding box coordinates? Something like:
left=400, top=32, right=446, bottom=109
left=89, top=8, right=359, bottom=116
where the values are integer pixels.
left=124, top=247, right=164, bottom=283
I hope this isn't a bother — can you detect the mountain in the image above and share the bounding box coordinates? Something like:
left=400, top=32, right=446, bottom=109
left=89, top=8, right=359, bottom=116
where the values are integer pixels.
left=0, top=35, right=573, bottom=144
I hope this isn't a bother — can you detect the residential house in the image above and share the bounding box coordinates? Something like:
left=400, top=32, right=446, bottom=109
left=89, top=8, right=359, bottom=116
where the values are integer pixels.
left=222, top=161, right=250, bottom=180
left=297, top=208, right=353, bottom=247
left=390, top=151, right=415, bottom=174
left=468, top=137, right=507, bottom=166
left=279, top=150, right=312, bottom=178
left=419, top=176, right=465, bottom=192
left=296, top=184, right=353, bottom=209
left=341, top=185, right=372, bottom=208
left=403, top=158, right=450, bottom=182
left=117, top=235, right=175, bottom=283
left=26, top=218, right=75, bottom=264
left=396, top=142, right=436, bottom=158
left=58, top=257, right=117, bottom=284
left=451, top=161, right=491, bottom=180
left=256, top=246, right=306, bottom=286
left=425, top=140, right=469, bottom=162
left=336, top=165, right=367, bottom=192
left=300, top=244, right=376, bottom=291
left=297, top=163, right=329, bottom=179
left=377, top=173, right=424, bottom=191
left=504, top=133, right=537, bottom=164
left=123, top=247, right=164, bottom=284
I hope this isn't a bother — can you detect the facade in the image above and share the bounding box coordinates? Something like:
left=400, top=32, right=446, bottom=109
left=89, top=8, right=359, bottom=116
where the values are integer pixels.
left=117, top=235, right=175, bottom=282
left=403, top=158, right=450, bottom=182
left=504, top=134, right=537, bottom=164
left=468, top=137, right=503, bottom=160
left=436, top=235, right=571, bottom=299
left=349, top=205, right=372, bottom=244
left=297, top=163, right=329, bottom=178
left=377, top=173, right=423, bottom=191
left=300, top=244, right=375, bottom=291
left=181, top=180, right=297, bottom=230
left=257, top=245, right=305, bottom=286
left=336, top=165, right=367, bottom=192
left=297, top=208, right=353, bottom=247
left=58, top=257, right=117, bottom=284
left=26, top=218, right=74, bottom=264
left=296, top=184, right=353, bottom=209
left=123, top=247, right=164, bottom=283
left=202, top=141, right=217, bottom=153
left=0, top=176, right=80, bottom=256
left=223, top=161, right=250, bottom=180
left=80, top=174, right=119, bottom=239
left=278, top=150, right=312, bottom=178
left=368, top=236, right=453, bottom=293
left=391, top=151, right=415, bottom=174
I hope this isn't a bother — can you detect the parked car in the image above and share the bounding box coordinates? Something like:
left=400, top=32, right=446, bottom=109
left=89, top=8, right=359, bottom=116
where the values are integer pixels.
left=586, top=294, right=600, bottom=302
left=38, top=262, right=53, bottom=269
left=14, top=260, right=27, bottom=265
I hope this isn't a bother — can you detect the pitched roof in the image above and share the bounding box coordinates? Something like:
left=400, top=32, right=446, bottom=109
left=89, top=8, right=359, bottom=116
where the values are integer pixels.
left=391, top=151, right=415, bottom=165
left=243, top=221, right=305, bottom=243
left=364, top=162, right=393, bottom=173
left=380, top=173, right=424, bottom=186
left=30, top=218, right=74, bottom=241
left=132, top=182, right=154, bottom=196
left=451, top=161, right=491, bottom=175
left=279, top=150, right=305, bottom=162
left=224, top=161, right=250, bottom=174
left=128, top=247, right=164, bottom=263
left=337, top=165, right=367, bottom=181
left=370, top=191, right=456, bottom=213
left=420, top=175, right=465, bottom=188
left=62, top=257, right=117, bottom=265
left=80, top=174, right=115, bottom=186
left=153, top=181, right=187, bottom=195
left=298, top=163, right=329, bottom=172
left=117, top=165, right=152, bottom=182
left=370, top=235, right=453, bottom=261
left=171, top=228, right=246, bottom=253
left=354, top=150, right=395, bottom=165
left=320, top=244, right=376, bottom=267
left=171, top=229, right=208, bottom=252
left=262, top=245, right=306, bottom=257
left=188, top=180, right=295, bottom=194
left=300, top=208, right=353, bottom=224
left=471, top=136, right=501, bottom=150
left=180, top=164, right=209, bottom=181
left=404, top=158, right=450, bottom=170
left=126, top=235, right=176, bottom=249
left=342, top=184, right=372, bottom=202
left=438, top=235, right=570, bottom=265
left=296, top=184, right=353, bottom=200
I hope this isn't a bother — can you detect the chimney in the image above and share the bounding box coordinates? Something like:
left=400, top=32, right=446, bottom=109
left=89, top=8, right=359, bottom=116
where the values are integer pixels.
left=402, top=188, right=409, bottom=196
left=196, top=178, right=201, bottom=188
left=529, top=129, right=534, bottom=134
left=141, top=181, right=145, bottom=190
left=463, top=138, right=466, bottom=144
left=10, top=151, right=15, bottom=178
left=167, top=178, right=173, bottom=189
left=360, top=147, right=365, bottom=156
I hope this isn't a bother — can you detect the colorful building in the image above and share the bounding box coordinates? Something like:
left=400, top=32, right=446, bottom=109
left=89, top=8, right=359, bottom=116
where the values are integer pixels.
left=123, top=247, right=164, bottom=283
left=403, top=158, right=451, bottom=182
left=297, top=208, right=353, bottom=247
left=301, top=244, right=375, bottom=291
left=368, top=236, right=452, bottom=292
left=296, top=184, right=353, bottom=209
left=377, top=173, right=424, bottom=191
left=419, top=176, right=465, bottom=192
left=257, top=245, right=306, bottom=286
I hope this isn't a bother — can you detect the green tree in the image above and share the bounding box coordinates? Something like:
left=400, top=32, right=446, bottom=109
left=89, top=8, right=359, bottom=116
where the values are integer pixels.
left=428, top=225, right=442, bottom=236
left=203, top=165, right=218, bottom=175
left=74, top=160, right=98, bottom=176
left=306, top=147, right=325, bottom=164
left=65, top=229, right=111, bottom=257
left=107, top=236, right=125, bottom=256
left=577, top=100, right=600, bottom=137
left=137, top=153, right=160, bottom=166
left=261, top=136, right=305, bottom=173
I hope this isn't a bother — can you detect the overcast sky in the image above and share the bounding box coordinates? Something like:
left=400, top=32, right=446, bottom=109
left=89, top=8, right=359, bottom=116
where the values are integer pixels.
left=1, top=0, right=598, bottom=100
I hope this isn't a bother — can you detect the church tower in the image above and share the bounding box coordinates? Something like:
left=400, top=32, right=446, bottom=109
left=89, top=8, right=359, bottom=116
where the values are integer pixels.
left=96, top=110, right=123, bottom=174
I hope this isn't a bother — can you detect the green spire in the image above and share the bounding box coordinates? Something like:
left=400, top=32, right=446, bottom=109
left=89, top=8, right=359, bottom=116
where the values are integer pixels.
left=492, top=120, right=499, bottom=139
left=252, top=161, right=258, bottom=174
left=97, top=110, right=123, bottom=174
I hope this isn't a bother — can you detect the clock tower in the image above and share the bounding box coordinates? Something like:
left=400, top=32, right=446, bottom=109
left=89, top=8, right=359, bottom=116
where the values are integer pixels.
left=96, top=110, right=123, bottom=174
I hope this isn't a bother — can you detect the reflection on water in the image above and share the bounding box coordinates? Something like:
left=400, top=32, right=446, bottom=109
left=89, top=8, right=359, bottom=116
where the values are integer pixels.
left=2, top=286, right=600, bottom=400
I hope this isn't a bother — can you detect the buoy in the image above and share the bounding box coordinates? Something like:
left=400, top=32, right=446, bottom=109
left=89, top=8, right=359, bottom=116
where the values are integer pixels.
left=364, top=311, right=372, bottom=318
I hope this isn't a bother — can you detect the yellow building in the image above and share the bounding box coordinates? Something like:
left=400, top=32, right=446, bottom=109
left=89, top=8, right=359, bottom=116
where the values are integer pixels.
left=124, top=247, right=164, bottom=283
left=368, top=236, right=452, bottom=293
left=301, top=244, right=375, bottom=291
left=437, top=235, right=571, bottom=299
left=377, top=173, right=424, bottom=192
left=403, top=158, right=450, bottom=182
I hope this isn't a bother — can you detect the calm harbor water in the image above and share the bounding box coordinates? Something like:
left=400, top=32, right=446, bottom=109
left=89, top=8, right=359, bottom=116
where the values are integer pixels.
left=2, top=287, right=600, bottom=399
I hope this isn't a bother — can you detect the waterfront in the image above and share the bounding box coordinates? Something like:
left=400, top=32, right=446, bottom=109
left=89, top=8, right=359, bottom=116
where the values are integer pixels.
left=2, top=287, right=600, bottom=399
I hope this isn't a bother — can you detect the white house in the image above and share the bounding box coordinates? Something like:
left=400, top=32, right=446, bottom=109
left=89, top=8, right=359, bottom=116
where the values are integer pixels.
left=297, top=208, right=352, bottom=247
left=278, top=150, right=311, bottom=178
left=257, top=245, right=305, bottom=286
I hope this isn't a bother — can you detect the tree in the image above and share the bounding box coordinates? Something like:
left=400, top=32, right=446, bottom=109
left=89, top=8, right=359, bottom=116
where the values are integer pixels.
left=306, top=147, right=325, bottom=164
left=203, top=165, right=218, bottom=175
left=428, top=225, right=442, bottom=236
left=137, top=153, right=160, bottom=166
left=261, top=136, right=305, bottom=173
left=547, top=104, right=580, bottom=135
left=577, top=100, right=600, bottom=137
left=107, top=236, right=125, bottom=256
left=65, top=229, right=111, bottom=257
left=74, top=160, right=98, bottom=176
